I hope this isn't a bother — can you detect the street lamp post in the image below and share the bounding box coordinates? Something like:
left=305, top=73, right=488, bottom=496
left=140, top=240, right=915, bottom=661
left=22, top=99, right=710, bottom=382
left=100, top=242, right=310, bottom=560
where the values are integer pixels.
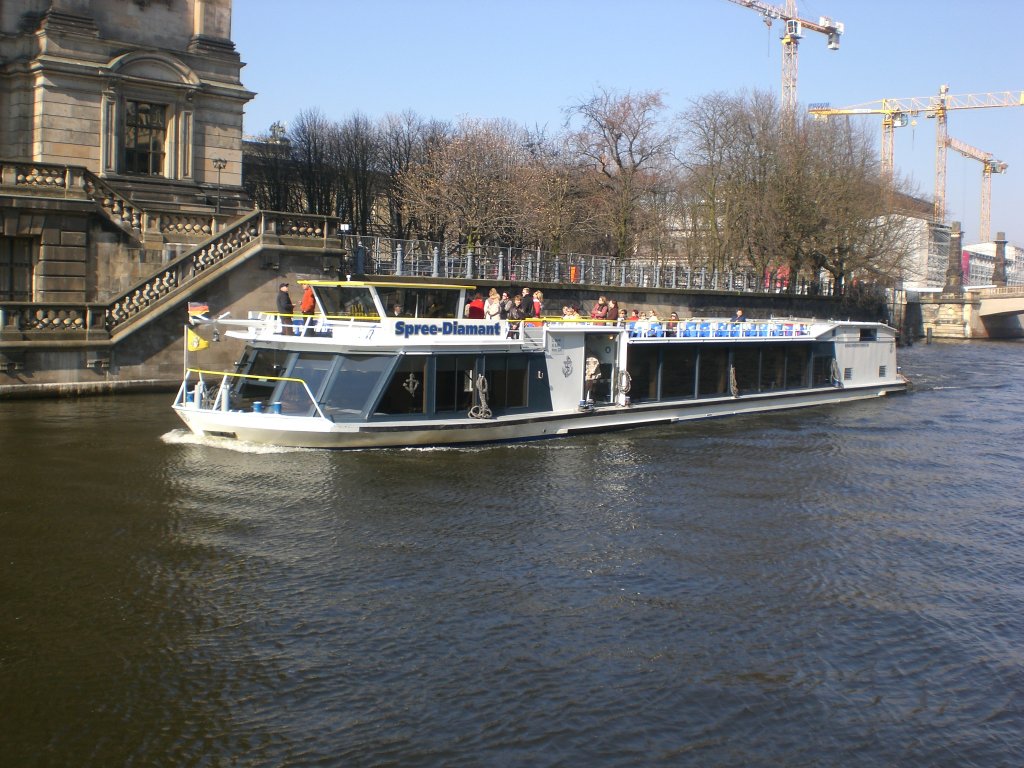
left=211, top=157, right=227, bottom=215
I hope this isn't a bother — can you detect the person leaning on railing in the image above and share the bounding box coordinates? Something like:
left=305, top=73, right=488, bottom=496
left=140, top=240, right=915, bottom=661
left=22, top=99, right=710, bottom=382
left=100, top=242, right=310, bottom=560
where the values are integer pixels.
left=506, top=294, right=527, bottom=338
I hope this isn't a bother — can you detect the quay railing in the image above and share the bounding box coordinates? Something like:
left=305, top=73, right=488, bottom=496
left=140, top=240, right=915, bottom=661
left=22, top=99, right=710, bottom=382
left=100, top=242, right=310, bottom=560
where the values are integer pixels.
left=334, top=235, right=835, bottom=296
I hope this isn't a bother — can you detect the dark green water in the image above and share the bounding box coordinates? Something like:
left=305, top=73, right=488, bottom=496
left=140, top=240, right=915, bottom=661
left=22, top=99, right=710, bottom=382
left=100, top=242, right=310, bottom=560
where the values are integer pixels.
left=2, top=341, right=1023, bottom=766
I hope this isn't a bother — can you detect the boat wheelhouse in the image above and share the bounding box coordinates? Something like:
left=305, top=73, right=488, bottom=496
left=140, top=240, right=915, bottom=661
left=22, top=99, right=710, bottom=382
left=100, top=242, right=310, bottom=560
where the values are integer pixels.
left=172, top=279, right=907, bottom=449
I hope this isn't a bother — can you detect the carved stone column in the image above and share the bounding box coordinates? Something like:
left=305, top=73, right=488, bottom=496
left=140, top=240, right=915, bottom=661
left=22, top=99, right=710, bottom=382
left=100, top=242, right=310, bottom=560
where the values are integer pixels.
left=992, top=231, right=1007, bottom=288
left=943, top=221, right=963, bottom=294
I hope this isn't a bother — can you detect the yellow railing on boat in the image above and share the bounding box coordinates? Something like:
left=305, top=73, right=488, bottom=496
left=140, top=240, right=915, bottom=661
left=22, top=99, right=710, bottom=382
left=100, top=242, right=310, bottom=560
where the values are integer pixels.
left=176, top=368, right=327, bottom=419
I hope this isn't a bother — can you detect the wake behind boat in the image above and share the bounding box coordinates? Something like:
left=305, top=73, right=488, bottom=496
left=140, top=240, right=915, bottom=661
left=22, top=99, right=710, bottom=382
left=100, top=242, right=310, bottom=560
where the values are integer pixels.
left=172, top=279, right=908, bottom=449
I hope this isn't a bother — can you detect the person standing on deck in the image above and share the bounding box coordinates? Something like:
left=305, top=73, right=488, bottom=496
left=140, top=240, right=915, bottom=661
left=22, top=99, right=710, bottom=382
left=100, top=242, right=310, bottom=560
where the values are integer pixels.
left=520, top=288, right=535, bottom=318
left=299, top=284, right=316, bottom=335
left=276, top=283, right=294, bottom=335
left=531, top=290, right=544, bottom=319
left=484, top=289, right=502, bottom=320
left=507, top=293, right=527, bottom=338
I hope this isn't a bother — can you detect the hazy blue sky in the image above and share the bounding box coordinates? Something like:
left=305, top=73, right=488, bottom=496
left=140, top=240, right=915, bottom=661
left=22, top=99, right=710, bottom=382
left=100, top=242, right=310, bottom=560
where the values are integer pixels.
left=235, top=0, right=1024, bottom=245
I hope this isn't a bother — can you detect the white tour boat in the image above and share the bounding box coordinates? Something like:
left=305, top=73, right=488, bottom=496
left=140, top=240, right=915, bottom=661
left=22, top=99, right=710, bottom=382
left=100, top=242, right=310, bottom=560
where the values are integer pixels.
left=172, top=279, right=908, bottom=449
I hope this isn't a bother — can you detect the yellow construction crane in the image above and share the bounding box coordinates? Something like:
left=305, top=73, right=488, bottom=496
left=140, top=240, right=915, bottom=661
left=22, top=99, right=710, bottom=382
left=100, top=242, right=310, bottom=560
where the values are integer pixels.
left=724, top=0, right=843, bottom=114
left=808, top=85, right=1024, bottom=222
left=946, top=136, right=1007, bottom=242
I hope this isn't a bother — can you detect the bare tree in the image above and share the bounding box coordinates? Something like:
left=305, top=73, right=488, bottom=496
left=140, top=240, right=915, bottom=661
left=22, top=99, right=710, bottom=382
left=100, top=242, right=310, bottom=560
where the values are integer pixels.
left=290, top=108, right=340, bottom=216
left=242, top=121, right=298, bottom=212
left=517, top=128, right=598, bottom=255
left=676, top=92, right=747, bottom=273
left=401, top=118, right=533, bottom=249
left=800, top=117, right=916, bottom=292
left=675, top=90, right=913, bottom=292
left=334, top=112, right=380, bottom=233
left=378, top=111, right=450, bottom=240
left=567, top=87, right=676, bottom=259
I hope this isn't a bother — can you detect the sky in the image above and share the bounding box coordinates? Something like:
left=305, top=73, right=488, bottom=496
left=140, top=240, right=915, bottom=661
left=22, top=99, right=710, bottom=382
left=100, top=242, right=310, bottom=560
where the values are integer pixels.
left=234, top=0, right=1024, bottom=246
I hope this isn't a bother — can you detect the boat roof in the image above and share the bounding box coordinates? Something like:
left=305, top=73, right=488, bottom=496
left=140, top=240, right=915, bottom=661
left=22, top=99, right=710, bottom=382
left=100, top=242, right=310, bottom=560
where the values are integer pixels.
left=297, top=279, right=476, bottom=291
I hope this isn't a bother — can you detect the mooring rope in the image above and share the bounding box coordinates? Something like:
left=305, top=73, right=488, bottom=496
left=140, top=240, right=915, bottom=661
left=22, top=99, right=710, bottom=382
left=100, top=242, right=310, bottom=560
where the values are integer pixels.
left=468, top=373, right=492, bottom=419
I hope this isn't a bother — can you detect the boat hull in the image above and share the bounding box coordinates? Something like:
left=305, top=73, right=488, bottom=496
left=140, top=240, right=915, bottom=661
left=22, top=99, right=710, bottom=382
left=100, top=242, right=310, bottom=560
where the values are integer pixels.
left=173, top=381, right=907, bottom=450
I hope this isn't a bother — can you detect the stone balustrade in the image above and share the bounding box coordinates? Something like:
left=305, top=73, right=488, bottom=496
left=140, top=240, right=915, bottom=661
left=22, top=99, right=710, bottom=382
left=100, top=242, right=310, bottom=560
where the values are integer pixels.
left=82, top=169, right=144, bottom=235
left=158, top=214, right=214, bottom=237
left=1, top=160, right=219, bottom=240
left=101, top=211, right=341, bottom=333
left=12, top=164, right=70, bottom=189
left=1, top=304, right=106, bottom=334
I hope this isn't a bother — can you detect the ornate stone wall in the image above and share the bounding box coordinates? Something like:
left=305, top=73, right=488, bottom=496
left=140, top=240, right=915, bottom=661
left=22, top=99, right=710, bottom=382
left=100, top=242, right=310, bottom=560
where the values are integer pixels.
left=0, top=0, right=252, bottom=301
left=0, top=0, right=251, bottom=195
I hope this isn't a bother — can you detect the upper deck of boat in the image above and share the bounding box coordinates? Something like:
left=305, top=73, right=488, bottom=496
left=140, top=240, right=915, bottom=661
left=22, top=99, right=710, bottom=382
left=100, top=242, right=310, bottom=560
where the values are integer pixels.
left=213, top=278, right=892, bottom=350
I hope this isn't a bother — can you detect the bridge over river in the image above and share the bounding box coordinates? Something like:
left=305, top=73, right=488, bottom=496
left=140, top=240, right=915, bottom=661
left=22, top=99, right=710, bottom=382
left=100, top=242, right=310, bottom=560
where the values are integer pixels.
left=919, top=286, right=1024, bottom=340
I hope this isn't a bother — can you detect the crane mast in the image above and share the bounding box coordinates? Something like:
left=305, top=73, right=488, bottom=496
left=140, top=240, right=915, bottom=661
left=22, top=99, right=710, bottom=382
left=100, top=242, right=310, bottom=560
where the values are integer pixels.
left=724, top=0, right=843, bottom=114
left=946, top=136, right=1007, bottom=242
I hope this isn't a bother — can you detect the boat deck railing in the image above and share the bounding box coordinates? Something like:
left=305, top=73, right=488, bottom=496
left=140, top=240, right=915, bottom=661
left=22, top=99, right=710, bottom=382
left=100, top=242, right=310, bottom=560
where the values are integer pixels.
left=174, top=368, right=327, bottom=419
left=622, top=320, right=811, bottom=338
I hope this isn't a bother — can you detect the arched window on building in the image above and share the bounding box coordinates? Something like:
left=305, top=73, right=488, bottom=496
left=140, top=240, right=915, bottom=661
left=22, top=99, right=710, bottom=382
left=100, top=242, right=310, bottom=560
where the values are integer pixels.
left=102, top=52, right=200, bottom=181
left=124, top=101, right=168, bottom=176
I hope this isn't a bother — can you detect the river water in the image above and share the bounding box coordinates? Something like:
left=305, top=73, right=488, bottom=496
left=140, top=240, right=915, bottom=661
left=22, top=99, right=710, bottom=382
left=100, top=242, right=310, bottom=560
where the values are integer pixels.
left=2, top=341, right=1023, bottom=767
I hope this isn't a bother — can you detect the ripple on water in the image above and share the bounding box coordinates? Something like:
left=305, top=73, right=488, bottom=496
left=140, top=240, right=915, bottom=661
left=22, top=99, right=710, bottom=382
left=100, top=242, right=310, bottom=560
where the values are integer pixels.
left=3, top=346, right=1024, bottom=765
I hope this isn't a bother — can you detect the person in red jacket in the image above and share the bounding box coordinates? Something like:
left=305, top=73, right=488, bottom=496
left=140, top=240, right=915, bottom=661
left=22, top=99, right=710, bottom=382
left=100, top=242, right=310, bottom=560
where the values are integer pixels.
left=298, top=284, right=316, bottom=336
left=465, top=292, right=485, bottom=319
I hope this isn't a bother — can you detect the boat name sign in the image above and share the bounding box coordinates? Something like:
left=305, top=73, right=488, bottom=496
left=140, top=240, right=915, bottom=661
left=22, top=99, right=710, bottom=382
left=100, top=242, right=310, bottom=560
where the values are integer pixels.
left=394, top=320, right=503, bottom=339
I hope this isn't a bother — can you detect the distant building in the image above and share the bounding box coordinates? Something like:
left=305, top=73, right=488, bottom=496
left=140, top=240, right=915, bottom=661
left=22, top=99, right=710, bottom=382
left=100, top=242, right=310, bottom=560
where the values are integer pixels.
left=900, top=219, right=951, bottom=292
left=0, top=0, right=253, bottom=302
left=963, top=241, right=1024, bottom=287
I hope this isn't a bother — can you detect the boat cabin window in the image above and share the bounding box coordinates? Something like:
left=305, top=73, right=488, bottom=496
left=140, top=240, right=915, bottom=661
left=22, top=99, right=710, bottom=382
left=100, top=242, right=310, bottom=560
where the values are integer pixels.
left=315, top=285, right=378, bottom=320
left=377, top=288, right=462, bottom=319
left=622, top=342, right=816, bottom=404
left=811, top=347, right=835, bottom=387
left=435, top=354, right=478, bottom=414
left=661, top=347, right=697, bottom=399
left=760, top=346, right=786, bottom=391
left=275, top=353, right=335, bottom=415
left=733, top=346, right=760, bottom=395
left=785, top=346, right=809, bottom=388
left=482, top=354, right=530, bottom=410
left=698, top=347, right=730, bottom=397
left=375, top=355, right=429, bottom=415
left=319, top=354, right=393, bottom=420
left=233, top=348, right=290, bottom=400
left=859, top=327, right=878, bottom=341
left=627, top=346, right=661, bottom=401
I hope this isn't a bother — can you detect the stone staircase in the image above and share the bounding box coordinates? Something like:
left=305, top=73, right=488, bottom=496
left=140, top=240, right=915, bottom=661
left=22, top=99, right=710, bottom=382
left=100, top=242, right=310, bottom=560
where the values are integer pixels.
left=0, top=165, right=347, bottom=381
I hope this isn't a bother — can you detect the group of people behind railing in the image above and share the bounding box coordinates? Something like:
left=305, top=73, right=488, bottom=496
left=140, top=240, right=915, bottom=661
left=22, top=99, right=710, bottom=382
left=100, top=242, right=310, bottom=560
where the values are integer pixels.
left=464, top=287, right=547, bottom=338
left=267, top=282, right=808, bottom=340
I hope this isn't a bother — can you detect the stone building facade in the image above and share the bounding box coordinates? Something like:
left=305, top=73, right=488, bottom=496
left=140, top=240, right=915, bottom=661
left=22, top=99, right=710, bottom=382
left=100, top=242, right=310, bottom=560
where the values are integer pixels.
left=0, top=0, right=253, bottom=303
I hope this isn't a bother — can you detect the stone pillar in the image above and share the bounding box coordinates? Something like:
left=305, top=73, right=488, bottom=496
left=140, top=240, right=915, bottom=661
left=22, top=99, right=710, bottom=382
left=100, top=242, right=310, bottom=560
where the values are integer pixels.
left=943, top=221, right=963, bottom=294
left=992, top=230, right=1007, bottom=288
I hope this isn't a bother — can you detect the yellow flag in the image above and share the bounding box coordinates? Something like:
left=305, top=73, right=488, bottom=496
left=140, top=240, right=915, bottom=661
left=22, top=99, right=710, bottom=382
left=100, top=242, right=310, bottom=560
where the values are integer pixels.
left=186, top=327, right=209, bottom=352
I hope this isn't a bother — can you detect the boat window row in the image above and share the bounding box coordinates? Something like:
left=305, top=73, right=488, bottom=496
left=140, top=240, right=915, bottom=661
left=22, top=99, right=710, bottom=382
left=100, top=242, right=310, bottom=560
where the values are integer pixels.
left=313, top=284, right=463, bottom=320
left=233, top=349, right=550, bottom=420
left=626, top=342, right=836, bottom=402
